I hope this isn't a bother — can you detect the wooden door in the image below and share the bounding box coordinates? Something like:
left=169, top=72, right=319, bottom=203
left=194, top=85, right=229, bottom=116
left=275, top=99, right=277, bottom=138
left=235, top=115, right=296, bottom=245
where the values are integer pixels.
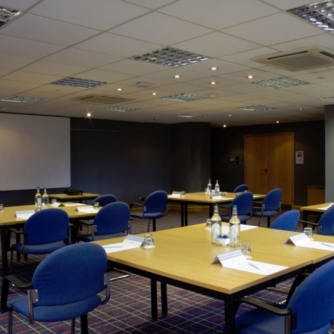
left=244, top=133, right=294, bottom=206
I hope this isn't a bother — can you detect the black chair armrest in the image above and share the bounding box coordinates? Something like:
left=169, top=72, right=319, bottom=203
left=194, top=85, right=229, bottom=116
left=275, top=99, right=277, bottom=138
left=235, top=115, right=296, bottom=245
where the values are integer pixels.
left=9, top=228, right=23, bottom=235
left=239, top=296, right=291, bottom=316
left=130, top=202, right=144, bottom=209
left=5, top=274, right=32, bottom=289
left=298, top=220, right=319, bottom=226
left=79, top=220, right=94, bottom=226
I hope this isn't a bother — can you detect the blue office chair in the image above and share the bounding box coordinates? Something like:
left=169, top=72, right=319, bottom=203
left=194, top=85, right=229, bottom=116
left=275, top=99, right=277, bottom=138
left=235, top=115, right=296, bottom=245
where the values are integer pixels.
left=130, top=190, right=168, bottom=232
left=299, top=204, right=334, bottom=235
left=253, top=188, right=282, bottom=228
left=77, top=201, right=130, bottom=241
left=7, top=243, right=110, bottom=334
left=90, top=194, right=117, bottom=207
left=270, top=210, right=300, bottom=231
left=10, top=208, right=70, bottom=270
left=233, top=184, right=248, bottom=193
left=222, top=259, right=334, bottom=334
left=220, top=192, right=253, bottom=224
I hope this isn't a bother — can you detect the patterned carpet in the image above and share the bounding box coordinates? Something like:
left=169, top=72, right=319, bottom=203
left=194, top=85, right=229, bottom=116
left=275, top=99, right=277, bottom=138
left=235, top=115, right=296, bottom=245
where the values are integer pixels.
left=0, top=208, right=331, bottom=333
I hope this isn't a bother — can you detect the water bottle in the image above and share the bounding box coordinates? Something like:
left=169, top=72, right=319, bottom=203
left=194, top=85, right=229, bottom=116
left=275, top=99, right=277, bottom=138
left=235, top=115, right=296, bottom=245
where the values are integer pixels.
left=215, top=179, right=220, bottom=194
left=229, top=205, right=240, bottom=247
left=35, top=187, right=42, bottom=210
left=207, top=179, right=212, bottom=195
left=211, top=204, right=221, bottom=245
left=42, top=187, right=49, bottom=208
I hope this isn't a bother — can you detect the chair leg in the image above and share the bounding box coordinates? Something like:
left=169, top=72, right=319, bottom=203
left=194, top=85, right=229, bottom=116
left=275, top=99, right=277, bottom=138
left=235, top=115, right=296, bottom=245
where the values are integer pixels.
left=8, top=309, right=13, bottom=334
left=152, top=219, right=156, bottom=232
left=147, top=220, right=151, bottom=232
left=71, top=318, right=76, bottom=334
left=267, top=217, right=271, bottom=228
left=10, top=250, right=14, bottom=273
left=80, top=314, right=88, bottom=334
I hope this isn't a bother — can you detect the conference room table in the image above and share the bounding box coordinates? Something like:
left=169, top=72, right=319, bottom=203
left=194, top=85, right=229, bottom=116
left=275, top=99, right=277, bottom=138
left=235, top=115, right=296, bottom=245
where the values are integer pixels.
left=168, top=192, right=265, bottom=226
left=48, top=192, right=100, bottom=203
left=95, top=223, right=334, bottom=333
left=300, top=202, right=333, bottom=220
left=0, top=204, right=99, bottom=276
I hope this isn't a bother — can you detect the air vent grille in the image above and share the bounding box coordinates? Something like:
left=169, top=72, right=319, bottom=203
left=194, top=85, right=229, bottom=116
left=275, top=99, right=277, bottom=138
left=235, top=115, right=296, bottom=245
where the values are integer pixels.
left=73, top=95, right=132, bottom=104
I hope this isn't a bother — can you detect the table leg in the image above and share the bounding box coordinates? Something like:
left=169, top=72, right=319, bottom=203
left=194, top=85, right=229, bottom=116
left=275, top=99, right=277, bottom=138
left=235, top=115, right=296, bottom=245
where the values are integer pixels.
left=209, top=204, right=214, bottom=218
left=180, top=203, right=185, bottom=227
left=223, top=296, right=236, bottom=334
left=184, top=203, right=188, bottom=226
left=161, top=282, right=168, bottom=315
left=150, top=279, right=158, bottom=318
left=1, top=225, right=9, bottom=312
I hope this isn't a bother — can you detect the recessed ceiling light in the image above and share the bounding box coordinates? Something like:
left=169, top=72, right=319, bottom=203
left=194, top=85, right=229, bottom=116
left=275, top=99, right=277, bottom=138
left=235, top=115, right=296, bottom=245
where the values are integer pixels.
left=229, top=114, right=232, bottom=117
left=86, top=112, right=92, bottom=118
left=276, top=120, right=280, bottom=124
left=299, top=107, right=303, bottom=110
left=102, top=106, right=140, bottom=112
left=152, top=92, right=157, bottom=96
left=174, top=74, right=180, bottom=79
left=248, top=75, right=254, bottom=79
left=211, top=81, right=216, bottom=85
left=239, top=105, right=274, bottom=111
left=153, top=118, right=159, bottom=121
left=130, top=47, right=210, bottom=68
left=211, top=67, right=218, bottom=71
left=163, top=94, right=208, bottom=102
left=178, top=113, right=205, bottom=118
left=251, top=76, right=309, bottom=89
left=289, top=1, right=334, bottom=31
left=0, top=6, right=21, bottom=27
left=117, top=88, right=122, bottom=91
left=223, top=124, right=227, bottom=128
left=1, top=96, right=48, bottom=103
left=51, top=77, right=108, bottom=89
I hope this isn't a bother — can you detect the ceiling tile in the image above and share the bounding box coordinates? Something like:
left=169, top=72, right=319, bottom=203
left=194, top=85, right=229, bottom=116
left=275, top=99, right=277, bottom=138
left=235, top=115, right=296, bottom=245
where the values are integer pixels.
left=2, top=71, right=62, bottom=84
left=0, top=14, right=100, bottom=46
left=1, top=0, right=40, bottom=11
left=159, top=0, right=280, bottom=30
left=222, top=12, right=323, bottom=46
left=29, top=0, right=150, bottom=31
left=0, top=53, right=35, bottom=70
left=124, top=0, right=176, bottom=9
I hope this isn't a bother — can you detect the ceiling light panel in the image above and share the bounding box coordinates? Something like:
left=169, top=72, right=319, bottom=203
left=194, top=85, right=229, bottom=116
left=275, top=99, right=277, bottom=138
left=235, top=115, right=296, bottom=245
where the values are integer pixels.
left=1, top=96, right=48, bottom=103
left=51, top=77, right=108, bottom=89
left=322, top=96, right=334, bottom=101
left=163, top=94, right=208, bottom=102
left=130, top=47, right=210, bottom=68
left=239, top=105, right=274, bottom=111
left=289, top=1, right=334, bottom=31
left=251, top=76, right=309, bottom=89
left=0, top=6, right=21, bottom=27
left=102, top=106, right=140, bottom=112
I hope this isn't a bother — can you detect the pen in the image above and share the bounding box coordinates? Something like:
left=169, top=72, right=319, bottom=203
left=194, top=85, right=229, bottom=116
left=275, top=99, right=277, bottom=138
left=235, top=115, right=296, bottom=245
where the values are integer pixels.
left=248, top=262, right=259, bottom=270
left=321, top=243, right=334, bottom=248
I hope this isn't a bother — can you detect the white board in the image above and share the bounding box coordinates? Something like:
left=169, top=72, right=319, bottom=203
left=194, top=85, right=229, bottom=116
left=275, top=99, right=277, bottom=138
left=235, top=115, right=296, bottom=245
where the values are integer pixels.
left=0, top=114, right=71, bottom=190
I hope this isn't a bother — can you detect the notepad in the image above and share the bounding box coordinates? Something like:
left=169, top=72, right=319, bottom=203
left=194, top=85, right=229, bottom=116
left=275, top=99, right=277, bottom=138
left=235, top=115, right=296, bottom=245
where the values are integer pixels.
left=212, top=249, right=287, bottom=275
left=103, top=235, right=145, bottom=254
left=76, top=206, right=98, bottom=213
left=62, top=202, right=85, bottom=207
left=15, top=210, right=35, bottom=220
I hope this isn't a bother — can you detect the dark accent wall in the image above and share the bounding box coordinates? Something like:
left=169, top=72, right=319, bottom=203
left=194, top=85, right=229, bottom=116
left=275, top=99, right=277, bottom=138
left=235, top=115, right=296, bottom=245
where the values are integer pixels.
left=211, top=120, right=325, bottom=206
left=170, top=123, right=211, bottom=193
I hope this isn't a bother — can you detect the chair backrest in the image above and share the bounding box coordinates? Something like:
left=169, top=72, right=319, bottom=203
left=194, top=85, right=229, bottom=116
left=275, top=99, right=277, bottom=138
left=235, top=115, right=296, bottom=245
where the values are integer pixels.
left=92, top=194, right=117, bottom=207
left=318, top=205, right=334, bottom=235
left=94, top=201, right=130, bottom=235
left=287, top=259, right=334, bottom=333
left=263, top=188, right=282, bottom=211
left=32, top=243, right=107, bottom=306
left=233, top=184, right=248, bottom=193
left=24, top=208, right=69, bottom=245
left=230, top=192, right=253, bottom=216
left=270, top=210, right=300, bottom=231
left=144, top=190, right=168, bottom=214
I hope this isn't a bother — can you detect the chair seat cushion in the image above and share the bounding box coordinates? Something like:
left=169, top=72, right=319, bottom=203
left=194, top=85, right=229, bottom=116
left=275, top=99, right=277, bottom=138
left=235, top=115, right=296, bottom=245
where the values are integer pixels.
left=131, top=212, right=164, bottom=219
left=11, top=241, right=67, bottom=254
left=78, top=232, right=126, bottom=242
left=253, top=210, right=278, bottom=217
left=222, top=308, right=330, bottom=334
left=10, top=294, right=101, bottom=322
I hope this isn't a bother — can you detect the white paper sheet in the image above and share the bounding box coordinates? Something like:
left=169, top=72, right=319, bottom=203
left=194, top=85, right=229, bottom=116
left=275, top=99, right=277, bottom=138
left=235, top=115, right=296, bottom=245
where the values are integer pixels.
left=76, top=206, right=98, bottom=213
left=212, top=249, right=287, bottom=275
left=221, top=224, right=258, bottom=234
left=62, top=202, right=85, bottom=207
left=168, top=194, right=182, bottom=198
left=15, top=210, right=35, bottom=220
left=103, top=234, right=145, bottom=253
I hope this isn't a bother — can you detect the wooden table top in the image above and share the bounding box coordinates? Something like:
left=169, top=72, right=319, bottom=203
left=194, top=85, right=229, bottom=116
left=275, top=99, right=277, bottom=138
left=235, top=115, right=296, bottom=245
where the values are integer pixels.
left=300, top=202, right=333, bottom=213
left=0, top=204, right=98, bottom=226
left=48, top=192, right=100, bottom=200
left=95, top=224, right=334, bottom=295
left=168, top=192, right=265, bottom=204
